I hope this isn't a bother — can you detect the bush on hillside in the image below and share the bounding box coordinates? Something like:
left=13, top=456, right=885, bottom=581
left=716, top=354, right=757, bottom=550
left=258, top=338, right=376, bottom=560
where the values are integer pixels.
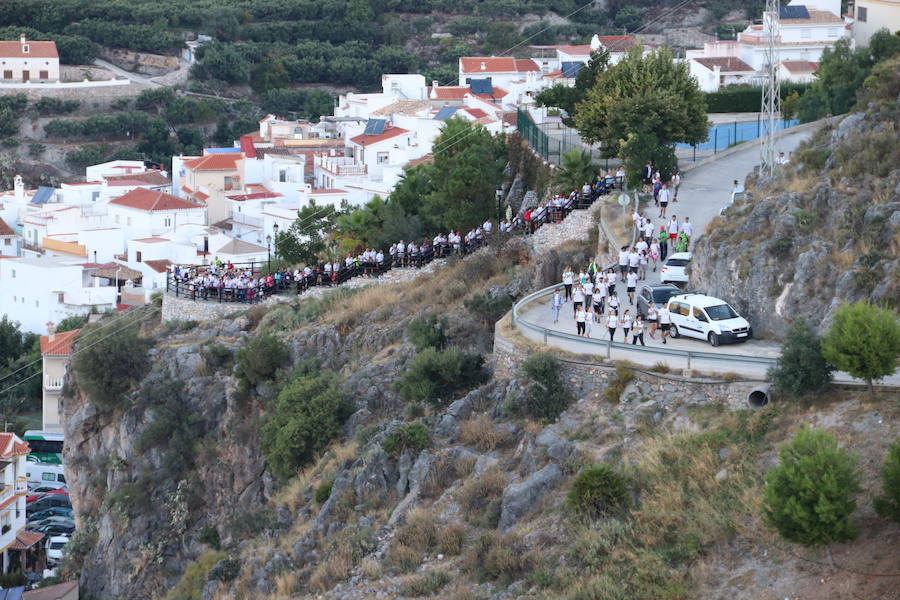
left=464, top=293, right=513, bottom=331
left=568, top=464, right=630, bottom=518
left=762, top=427, right=861, bottom=546
left=396, top=347, right=486, bottom=406
left=768, top=318, right=833, bottom=397
left=384, top=422, right=430, bottom=457
left=261, top=369, right=352, bottom=481
left=72, top=320, right=152, bottom=410
left=874, top=440, right=900, bottom=523
left=519, top=352, right=574, bottom=422
left=234, top=333, right=289, bottom=392
left=163, top=550, right=226, bottom=600
left=822, top=302, right=900, bottom=395
left=407, top=314, right=449, bottom=351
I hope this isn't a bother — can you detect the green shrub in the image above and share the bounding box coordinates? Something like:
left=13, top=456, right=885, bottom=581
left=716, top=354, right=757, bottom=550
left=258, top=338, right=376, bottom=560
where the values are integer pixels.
left=164, top=551, right=226, bottom=600
left=72, top=319, right=153, bottom=410
left=568, top=464, right=630, bottom=518
left=207, top=557, right=240, bottom=583
left=315, top=478, right=334, bottom=504
left=234, top=333, right=289, bottom=391
left=400, top=570, right=451, bottom=597
left=261, top=368, right=352, bottom=480
left=384, top=422, right=429, bottom=457
left=0, top=570, right=26, bottom=588
left=768, top=317, right=833, bottom=397
left=874, top=440, right=900, bottom=523
left=822, top=302, right=900, bottom=395
left=768, top=236, right=794, bottom=258
left=464, top=293, right=513, bottom=331
left=704, top=83, right=810, bottom=112
left=792, top=209, right=819, bottom=234
left=353, top=421, right=382, bottom=445
left=135, top=380, right=203, bottom=480
left=197, top=525, right=220, bottom=550
left=603, top=362, right=635, bottom=403
left=519, top=352, right=574, bottom=422
left=396, top=347, right=486, bottom=406
left=762, top=427, right=861, bottom=546
left=201, top=342, right=233, bottom=372
left=463, top=531, right=530, bottom=584
left=407, top=314, right=449, bottom=351
left=55, top=314, right=88, bottom=333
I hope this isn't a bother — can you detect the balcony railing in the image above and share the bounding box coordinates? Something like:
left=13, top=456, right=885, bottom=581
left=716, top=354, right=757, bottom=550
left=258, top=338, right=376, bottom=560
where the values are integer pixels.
left=44, top=376, right=64, bottom=391
left=14, top=480, right=27, bottom=494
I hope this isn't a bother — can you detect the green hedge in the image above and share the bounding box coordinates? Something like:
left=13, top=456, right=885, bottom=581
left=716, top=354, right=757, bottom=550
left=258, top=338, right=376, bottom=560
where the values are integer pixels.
left=704, top=83, right=812, bottom=113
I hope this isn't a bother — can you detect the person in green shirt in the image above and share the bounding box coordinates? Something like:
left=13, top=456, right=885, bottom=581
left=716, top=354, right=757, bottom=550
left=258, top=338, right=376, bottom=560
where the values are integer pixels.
left=675, top=231, right=689, bottom=253
left=657, top=226, right=669, bottom=261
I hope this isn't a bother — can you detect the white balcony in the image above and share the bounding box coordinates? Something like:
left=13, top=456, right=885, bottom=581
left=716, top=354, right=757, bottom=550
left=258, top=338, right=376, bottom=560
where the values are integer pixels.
left=44, top=376, right=64, bottom=391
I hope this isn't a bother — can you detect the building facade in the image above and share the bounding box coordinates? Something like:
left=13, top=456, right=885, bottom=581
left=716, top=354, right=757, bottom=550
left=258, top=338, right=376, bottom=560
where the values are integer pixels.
left=39, top=329, right=80, bottom=432
left=0, top=35, right=59, bottom=83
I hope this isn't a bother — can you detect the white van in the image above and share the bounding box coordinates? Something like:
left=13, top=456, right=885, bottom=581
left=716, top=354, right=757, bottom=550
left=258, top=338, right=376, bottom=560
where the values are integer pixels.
left=26, top=464, right=66, bottom=490
left=666, top=294, right=752, bottom=346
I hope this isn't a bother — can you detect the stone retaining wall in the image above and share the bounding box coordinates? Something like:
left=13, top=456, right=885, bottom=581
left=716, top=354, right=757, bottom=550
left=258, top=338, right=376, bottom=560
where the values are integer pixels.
left=495, top=321, right=766, bottom=411
left=161, top=292, right=294, bottom=323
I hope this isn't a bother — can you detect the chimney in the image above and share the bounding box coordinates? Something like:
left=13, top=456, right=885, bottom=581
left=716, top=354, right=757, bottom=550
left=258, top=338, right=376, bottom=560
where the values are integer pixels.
left=47, top=322, right=56, bottom=342
left=20, top=34, right=26, bottom=44
left=480, top=62, right=486, bottom=70
left=432, top=80, right=439, bottom=89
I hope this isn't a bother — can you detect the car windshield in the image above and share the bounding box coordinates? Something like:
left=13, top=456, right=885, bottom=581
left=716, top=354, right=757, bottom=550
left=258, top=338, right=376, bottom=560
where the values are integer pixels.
left=705, top=304, right=739, bottom=321
left=652, top=289, right=679, bottom=304
left=49, top=542, right=65, bottom=549
left=666, top=258, right=689, bottom=267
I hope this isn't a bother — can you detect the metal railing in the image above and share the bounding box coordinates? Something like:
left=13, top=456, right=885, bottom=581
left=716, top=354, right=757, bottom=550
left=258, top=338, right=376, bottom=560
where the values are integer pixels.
left=511, top=285, right=777, bottom=371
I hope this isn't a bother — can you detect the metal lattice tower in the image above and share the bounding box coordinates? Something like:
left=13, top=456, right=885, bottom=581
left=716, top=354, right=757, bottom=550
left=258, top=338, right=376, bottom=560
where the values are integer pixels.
left=760, top=0, right=781, bottom=178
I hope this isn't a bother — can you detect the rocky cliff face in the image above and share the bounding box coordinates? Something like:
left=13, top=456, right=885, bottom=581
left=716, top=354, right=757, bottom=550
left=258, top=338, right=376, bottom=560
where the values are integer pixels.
left=691, top=101, right=900, bottom=338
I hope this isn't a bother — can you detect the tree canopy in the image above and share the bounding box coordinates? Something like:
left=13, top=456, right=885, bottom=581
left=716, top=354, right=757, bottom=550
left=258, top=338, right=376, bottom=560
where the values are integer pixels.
left=575, top=46, right=708, bottom=187
left=821, top=302, right=900, bottom=394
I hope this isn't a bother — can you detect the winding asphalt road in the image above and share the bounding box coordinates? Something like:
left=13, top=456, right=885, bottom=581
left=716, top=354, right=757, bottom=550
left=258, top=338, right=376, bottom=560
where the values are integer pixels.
left=516, top=125, right=900, bottom=385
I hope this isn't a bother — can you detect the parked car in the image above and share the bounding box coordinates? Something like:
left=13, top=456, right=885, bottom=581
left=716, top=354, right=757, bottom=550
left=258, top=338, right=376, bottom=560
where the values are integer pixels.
left=27, top=507, right=73, bottom=523
left=46, top=536, right=70, bottom=566
left=26, top=495, right=71, bottom=515
left=636, top=284, right=683, bottom=319
left=34, top=522, right=75, bottom=537
left=26, top=464, right=66, bottom=490
left=666, top=294, right=752, bottom=346
left=26, top=488, right=68, bottom=504
left=660, top=252, right=692, bottom=284
left=28, top=516, right=74, bottom=530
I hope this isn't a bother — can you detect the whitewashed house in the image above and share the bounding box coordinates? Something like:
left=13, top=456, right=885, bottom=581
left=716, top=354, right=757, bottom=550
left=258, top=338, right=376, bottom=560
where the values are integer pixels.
left=0, top=432, right=31, bottom=573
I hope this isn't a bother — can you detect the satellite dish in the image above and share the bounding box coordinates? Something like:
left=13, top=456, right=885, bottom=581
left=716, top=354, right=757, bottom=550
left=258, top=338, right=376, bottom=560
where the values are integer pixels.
left=617, top=193, right=630, bottom=207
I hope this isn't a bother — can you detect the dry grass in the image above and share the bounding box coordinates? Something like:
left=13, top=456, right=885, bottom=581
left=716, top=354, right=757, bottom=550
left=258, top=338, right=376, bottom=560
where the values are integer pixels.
left=437, top=522, right=467, bottom=556
left=420, top=450, right=476, bottom=499
left=360, top=557, right=382, bottom=580
left=461, top=530, right=531, bottom=584
left=456, top=467, right=507, bottom=528
left=308, top=544, right=354, bottom=592
left=394, top=507, right=438, bottom=554
left=274, top=571, right=300, bottom=597
left=460, top=414, right=515, bottom=452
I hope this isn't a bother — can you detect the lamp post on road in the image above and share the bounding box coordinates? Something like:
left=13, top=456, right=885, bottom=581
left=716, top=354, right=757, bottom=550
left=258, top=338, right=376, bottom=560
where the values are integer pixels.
left=266, top=234, right=272, bottom=273
left=495, top=185, right=503, bottom=221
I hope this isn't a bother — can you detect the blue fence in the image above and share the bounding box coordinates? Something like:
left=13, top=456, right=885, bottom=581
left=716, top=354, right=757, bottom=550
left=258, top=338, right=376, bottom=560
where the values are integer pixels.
left=678, top=119, right=799, bottom=153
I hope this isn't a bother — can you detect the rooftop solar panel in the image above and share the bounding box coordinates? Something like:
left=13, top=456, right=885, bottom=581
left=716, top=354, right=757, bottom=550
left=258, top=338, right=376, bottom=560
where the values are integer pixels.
left=434, top=106, right=458, bottom=120
left=561, top=61, right=583, bottom=78
left=363, top=119, right=386, bottom=135
left=779, top=5, right=809, bottom=18
left=469, top=79, right=493, bottom=95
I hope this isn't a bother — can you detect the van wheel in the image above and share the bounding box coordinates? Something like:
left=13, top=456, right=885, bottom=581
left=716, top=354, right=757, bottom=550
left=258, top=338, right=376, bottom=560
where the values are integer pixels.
left=709, top=332, right=720, bottom=347
left=670, top=325, right=679, bottom=339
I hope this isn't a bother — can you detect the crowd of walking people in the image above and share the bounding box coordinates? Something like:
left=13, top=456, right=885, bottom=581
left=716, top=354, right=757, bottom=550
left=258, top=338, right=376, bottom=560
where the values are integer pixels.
left=167, top=173, right=623, bottom=303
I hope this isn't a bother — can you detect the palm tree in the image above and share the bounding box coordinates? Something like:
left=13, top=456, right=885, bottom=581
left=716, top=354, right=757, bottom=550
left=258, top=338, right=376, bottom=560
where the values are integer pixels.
left=554, top=148, right=596, bottom=192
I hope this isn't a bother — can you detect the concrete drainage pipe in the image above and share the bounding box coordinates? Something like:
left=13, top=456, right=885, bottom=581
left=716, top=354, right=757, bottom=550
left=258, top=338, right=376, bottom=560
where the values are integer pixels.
left=747, top=385, right=773, bottom=408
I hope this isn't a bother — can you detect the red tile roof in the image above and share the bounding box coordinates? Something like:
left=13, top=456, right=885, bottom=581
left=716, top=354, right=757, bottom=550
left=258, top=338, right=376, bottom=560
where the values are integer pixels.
left=781, top=60, right=819, bottom=72
left=10, top=531, right=45, bottom=551
left=226, top=191, right=281, bottom=201
left=239, top=136, right=257, bottom=159
left=0, top=432, right=31, bottom=459
left=460, top=57, right=538, bottom=73
left=144, top=259, right=172, bottom=273
left=461, top=107, right=488, bottom=119
left=133, top=237, right=170, bottom=243
left=62, top=181, right=101, bottom=186
left=182, top=153, right=242, bottom=171
left=0, top=216, right=15, bottom=236
left=556, top=44, right=592, bottom=55
left=40, top=329, right=80, bottom=356
left=350, top=126, right=408, bottom=147
left=428, top=85, right=509, bottom=100
left=110, top=188, right=201, bottom=212
left=594, top=35, right=637, bottom=50
left=0, top=39, right=58, bottom=59
left=104, top=171, right=170, bottom=186
left=693, top=57, right=755, bottom=72
left=311, top=188, right=348, bottom=194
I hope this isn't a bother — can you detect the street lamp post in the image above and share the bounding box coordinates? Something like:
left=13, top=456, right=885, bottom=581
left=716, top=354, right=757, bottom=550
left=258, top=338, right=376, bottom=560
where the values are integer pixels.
left=495, top=185, right=503, bottom=221
left=266, top=234, right=272, bottom=273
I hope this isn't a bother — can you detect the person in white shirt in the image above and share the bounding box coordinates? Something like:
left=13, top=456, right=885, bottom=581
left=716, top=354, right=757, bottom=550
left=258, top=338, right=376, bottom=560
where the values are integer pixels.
left=643, top=219, right=654, bottom=242
left=573, top=286, right=585, bottom=318
left=658, top=304, right=672, bottom=344
left=632, top=315, right=645, bottom=346
left=657, top=183, right=670, bottom=218
left=625, top=271, right=638, bottom=304
left=776, top=152, right=788, bottom=165
left=638, top=250, right=648, bottom=281
left=618, top=247, right=629, bottom=276
left=671, top=170, right=681, bottom=201
left=397, top=240, right=406, bottom=265
left=562, top=267, right=575, bottom=301
left=608, top=291, right=620, bottom=313
left=606, top=268, right=618, bottom=297
left=635, top=238, right=648, bottom=254
left=592, top=280, right=606, bottom=314
left=667, top=216, right=679, bottom=251
left=680, top=217, right=693, bottom=242
left=730, top=179, right=744, bottom=203
left=483, top=220, right=492, bottom=234
left=551, top=288, right=563, bottom=323
left=575, top=306, right=587, bottom=336
left=628, top=248, right=640, bottom=273
left=606, top=309, right=618, bottom=341
left=646, top=304, right=658, bottom=339
left=620, top=309, right=632, bottom=341
left=582, top=278, right=594, bottom=308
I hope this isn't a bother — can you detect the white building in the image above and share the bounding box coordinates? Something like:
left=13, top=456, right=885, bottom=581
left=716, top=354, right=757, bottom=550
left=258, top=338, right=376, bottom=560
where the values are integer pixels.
left=851, top=0, right=900, bottom=47
left=0, top=256, right=117, bottom=334
left=39, top=328, right=80, bottom=432
left=0, top=432, right=30, bottom=572
left=108, top=188, right=207, bottom=239
left=0, top=217, right=19, bottom=256
left=0, top=35, right=60, bottom=83
left=686, top=0, right=850, bottom=91
left=457, top=56, right=541, bottom=89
